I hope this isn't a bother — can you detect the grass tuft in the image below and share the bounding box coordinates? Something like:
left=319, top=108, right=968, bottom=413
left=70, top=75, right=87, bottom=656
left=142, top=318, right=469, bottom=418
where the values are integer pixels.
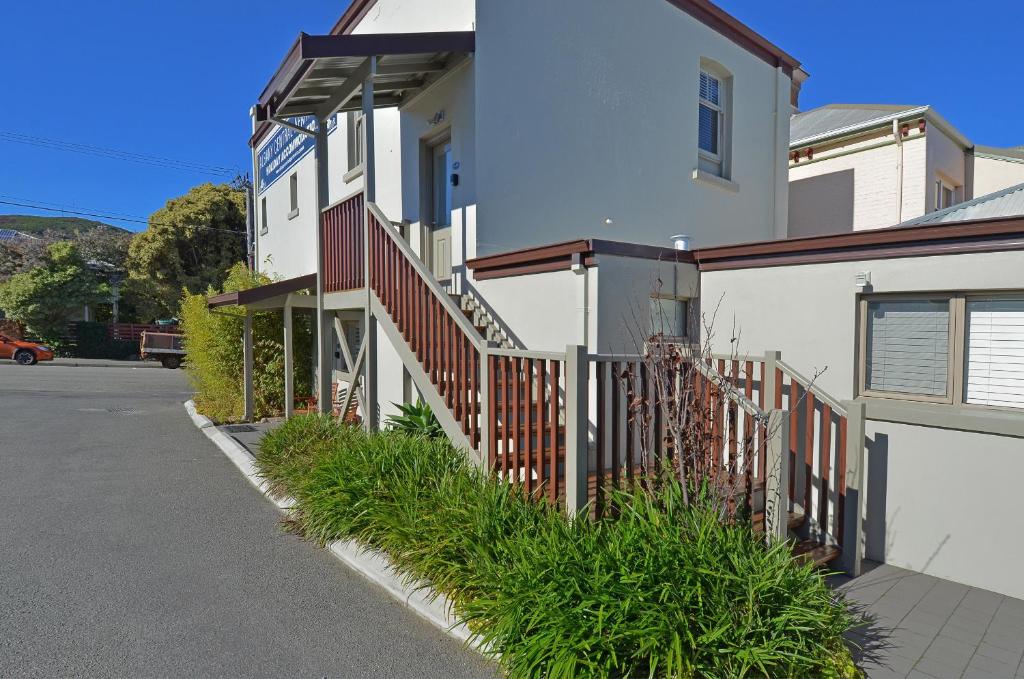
left=255, top=415, right=861, bottom=678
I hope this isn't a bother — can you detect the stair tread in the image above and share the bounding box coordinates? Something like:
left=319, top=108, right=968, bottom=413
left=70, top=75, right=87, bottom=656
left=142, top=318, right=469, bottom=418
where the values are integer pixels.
left=791, top=540, right=841, bottom=567
left=751, top=510, right=805, bottom=532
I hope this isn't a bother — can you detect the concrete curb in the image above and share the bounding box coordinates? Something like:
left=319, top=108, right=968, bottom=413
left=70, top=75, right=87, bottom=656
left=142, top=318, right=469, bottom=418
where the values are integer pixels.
left=43, top=359, right=161, bottom=369
left=183, top=400, right=477, bottom=648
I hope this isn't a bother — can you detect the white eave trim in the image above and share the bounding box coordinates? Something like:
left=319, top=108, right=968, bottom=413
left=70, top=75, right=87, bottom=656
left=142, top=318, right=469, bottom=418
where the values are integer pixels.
left=790, top=106, right=973, bottom=151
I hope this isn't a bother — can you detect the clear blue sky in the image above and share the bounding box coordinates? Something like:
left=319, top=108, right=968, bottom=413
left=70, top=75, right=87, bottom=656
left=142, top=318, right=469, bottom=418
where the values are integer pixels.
left=1, top=1, right=1021, bottom=232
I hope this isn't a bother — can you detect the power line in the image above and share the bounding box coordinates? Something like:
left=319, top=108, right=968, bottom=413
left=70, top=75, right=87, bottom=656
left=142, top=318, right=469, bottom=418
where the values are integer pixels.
left=0, top=198, right=247, bottom=236
left=0, top=130, right=241, bottom=178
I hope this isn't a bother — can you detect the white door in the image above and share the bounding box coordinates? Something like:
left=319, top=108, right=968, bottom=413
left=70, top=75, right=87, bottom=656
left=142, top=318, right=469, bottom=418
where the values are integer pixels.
left=429, top=140, right=452, bottom=282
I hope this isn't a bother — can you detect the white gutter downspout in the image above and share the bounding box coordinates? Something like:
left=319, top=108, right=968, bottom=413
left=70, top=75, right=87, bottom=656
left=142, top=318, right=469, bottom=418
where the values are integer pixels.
left=572, top=253, right=588, bottom=349
left=893, top=119, right=904, bottom=224
left=771, top=65, right=785, bottom=239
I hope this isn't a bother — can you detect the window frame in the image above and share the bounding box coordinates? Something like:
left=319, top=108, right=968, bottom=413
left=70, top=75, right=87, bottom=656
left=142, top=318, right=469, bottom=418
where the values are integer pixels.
left=260, top=196, right=268, bottom=235
left=288, top=172, right=299, bottom=219
left=857, top=291, right=1024, bottom=412
left=934, top=177, right=957, bottom=211
left=346, top=111, right=365, bottom=174
left=696, top=61, right=731, bottom=180
left=698, top=71, right=723, bottom=163
left=649, top=293, right=691, bottom=341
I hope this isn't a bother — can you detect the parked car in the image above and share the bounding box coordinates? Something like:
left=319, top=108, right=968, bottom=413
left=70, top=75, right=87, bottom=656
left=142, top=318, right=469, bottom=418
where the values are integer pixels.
left=140, top=331, right=185, bottom=369
left=0, top=335, right=55, bottom=365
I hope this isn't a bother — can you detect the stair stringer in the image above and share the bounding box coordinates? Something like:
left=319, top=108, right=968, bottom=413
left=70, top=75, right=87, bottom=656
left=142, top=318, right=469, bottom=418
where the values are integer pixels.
left=369, top=294, right=479, bottom=462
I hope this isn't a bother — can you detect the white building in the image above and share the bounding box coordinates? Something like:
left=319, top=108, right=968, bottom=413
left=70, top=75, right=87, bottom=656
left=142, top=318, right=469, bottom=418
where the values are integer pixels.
left=210, top=0, right=1024, bottom=600
left=787, top=103, right=1024, bottom=236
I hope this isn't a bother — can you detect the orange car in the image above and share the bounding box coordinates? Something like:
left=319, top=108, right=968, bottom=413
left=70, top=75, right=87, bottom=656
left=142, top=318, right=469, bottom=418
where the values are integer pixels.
left=0, top=334, right=55, bottom=365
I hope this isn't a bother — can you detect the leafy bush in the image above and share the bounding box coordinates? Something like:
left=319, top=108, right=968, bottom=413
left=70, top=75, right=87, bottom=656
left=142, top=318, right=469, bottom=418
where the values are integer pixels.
left=179, top=262, right=313, bottom=422
left=256, top=416, right=860, bottom=678
left=384, top=399, right=444, bottom=439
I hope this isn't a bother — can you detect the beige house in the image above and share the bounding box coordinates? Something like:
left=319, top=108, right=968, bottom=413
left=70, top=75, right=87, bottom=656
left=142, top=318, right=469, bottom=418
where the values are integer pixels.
left=787, top=103, right=1024, bottom=236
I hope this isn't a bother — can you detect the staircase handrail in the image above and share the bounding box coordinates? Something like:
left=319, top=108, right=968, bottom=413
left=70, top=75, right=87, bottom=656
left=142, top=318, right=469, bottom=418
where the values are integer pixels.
left=694, top=358, right=765, bottom=419
left=367, top=202, right=483, bottom=346
left=775, top=358, right=846, bottom=417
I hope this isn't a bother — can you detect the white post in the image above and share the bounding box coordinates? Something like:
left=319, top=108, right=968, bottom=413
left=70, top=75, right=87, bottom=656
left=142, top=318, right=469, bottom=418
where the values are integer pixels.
left=243, top=311, right=254, bottom=422
left=362, top=58, right=378, bottom=431
left=564, top=345, right=589, bottom=516
left=839, top=400, right=867, bottom=576
left=284, top=301, right=294, bottom=419
left=478, top=343, right=492, bottom=468
left=764, top=408, right=790, bottom=542
left=314, top=120, right=332, bottom=413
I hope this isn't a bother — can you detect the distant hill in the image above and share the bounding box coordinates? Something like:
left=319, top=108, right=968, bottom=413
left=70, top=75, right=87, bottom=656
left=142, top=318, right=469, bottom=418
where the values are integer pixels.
left=0, top=215, right=130, bottom=237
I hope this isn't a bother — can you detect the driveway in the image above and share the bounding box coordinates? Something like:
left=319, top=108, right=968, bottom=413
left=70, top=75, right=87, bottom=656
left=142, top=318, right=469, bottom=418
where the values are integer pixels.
left=0, top=364, right=495, bottom=678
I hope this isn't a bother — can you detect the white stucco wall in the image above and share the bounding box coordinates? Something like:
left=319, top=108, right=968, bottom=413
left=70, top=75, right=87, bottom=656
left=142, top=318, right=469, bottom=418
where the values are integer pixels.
left=255, top=147, right=319, bottom=279
left=973, top=155, right=1024, bottom=197
left=924, top=127, right=967, bottom=209
left=474, top=0, right=791, bottom=255
left=701, top=251, right=1024, bottom=597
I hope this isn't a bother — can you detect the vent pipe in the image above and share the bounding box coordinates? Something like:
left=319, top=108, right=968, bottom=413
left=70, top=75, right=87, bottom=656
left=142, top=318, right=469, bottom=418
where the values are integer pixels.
left=671, top=234, right=691, bottom=251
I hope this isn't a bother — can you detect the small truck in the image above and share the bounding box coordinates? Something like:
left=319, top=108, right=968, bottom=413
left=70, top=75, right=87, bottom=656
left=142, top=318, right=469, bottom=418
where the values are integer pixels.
left=140, top=330, right=185, bottom=369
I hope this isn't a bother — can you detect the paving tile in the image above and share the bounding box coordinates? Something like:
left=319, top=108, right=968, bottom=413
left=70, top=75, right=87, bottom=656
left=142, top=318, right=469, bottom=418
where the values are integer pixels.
left=913, top=656, right=967, bottom=679
left=906, top=672, right=939, bottom=679
left=924, top=634, right=978, bottom=660
left=902, top=610, right=952, bottom=635
left=974, top=642, right=1024, bottom=667
left=939, top=620, right=986, bottom=644
left=966, top=652, right=1018, bottom=679
left=961, top=589, right=1006, bottom=615
left=983, top=627, right=1024, bottom=652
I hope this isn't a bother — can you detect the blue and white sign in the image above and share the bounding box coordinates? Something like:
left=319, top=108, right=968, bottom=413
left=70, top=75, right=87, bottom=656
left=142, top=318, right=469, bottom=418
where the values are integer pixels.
left=257, top=115, right=338, bottom=194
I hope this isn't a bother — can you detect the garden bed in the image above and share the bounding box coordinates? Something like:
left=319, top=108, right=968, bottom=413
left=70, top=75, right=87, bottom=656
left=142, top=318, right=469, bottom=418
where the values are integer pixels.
left=255, top=414, right=861, bottom=678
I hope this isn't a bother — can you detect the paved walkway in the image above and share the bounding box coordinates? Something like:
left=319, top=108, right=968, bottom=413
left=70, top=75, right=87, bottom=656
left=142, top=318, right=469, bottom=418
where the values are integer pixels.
left=836, top=563, right=1024, bottom=678
left=0, top=364, right=495, bottom=678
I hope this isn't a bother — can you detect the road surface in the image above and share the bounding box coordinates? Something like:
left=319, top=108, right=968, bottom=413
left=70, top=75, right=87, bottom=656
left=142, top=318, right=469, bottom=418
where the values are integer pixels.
left=0, top=364, right=495, bottom=678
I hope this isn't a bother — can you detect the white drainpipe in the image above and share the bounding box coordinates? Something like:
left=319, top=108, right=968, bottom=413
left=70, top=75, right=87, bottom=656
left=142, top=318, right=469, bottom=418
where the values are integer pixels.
left=893, top=119, right=904, bottom=224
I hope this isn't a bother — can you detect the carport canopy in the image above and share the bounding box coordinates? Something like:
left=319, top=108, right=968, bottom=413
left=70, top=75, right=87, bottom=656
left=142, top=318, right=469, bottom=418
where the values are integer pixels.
left=207, top=273, right=316, bottom=310
left=254, top=31, right=475, bottom=122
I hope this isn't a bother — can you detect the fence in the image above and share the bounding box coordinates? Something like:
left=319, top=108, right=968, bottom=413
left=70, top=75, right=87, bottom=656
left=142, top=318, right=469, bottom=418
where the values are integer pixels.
left=322, top=192, right=365, bottom=293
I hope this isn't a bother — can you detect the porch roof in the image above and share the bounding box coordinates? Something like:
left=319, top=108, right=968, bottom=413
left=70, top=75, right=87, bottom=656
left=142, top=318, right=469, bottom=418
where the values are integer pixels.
left=207, top=273, right=316, bottom=309
left=253, top=31, right=475, bottom=125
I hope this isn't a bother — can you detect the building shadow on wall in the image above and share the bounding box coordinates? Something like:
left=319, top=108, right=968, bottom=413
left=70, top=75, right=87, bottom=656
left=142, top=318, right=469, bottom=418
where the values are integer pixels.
left=788, top=169, right=855, bottom=238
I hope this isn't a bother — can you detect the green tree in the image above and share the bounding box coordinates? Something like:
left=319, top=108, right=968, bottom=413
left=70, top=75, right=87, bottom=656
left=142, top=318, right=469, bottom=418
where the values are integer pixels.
left=0, top=242, right=109, bottom=344
left=126, top=182, right=247, bottom=320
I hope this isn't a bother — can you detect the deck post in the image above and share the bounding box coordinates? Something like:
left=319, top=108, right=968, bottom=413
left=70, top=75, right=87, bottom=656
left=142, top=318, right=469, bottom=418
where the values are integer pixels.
left=314, top=119, right=333, bottom=413
left=362, top=59, right=378, bottom=431
left=243, top=311, right=254, bottom=422
left=478, top=342, right=493, bottom=469
left=284, top=300, right=294, bottom=419
left=839, top=400, right=866, bottom=576
left=763, top=350, right=781, bottom=408
left=764, top=408, right=790, bottom=541
left=564, top=345, right=589, bottom=517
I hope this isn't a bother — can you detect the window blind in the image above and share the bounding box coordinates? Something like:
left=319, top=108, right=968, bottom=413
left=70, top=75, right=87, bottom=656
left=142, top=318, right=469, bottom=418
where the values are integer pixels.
left=699, top=71, right=720, bottom=106
left=965, top=299, right=1024, bottom=408
left=865, top=299, right=950, bottom=396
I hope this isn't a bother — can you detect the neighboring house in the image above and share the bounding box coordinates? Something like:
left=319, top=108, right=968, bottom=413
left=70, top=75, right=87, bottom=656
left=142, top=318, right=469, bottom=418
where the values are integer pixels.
left=210, top=0, right=1024, bottom=601
left=787, top=103, right=1024, bottom=236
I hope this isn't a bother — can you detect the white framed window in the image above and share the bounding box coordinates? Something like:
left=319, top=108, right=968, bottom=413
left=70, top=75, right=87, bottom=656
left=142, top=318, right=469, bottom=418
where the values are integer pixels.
left=347, top=111, right=364, bottom=171
left=260, top=197, right=268, bottom=234
left=858, top=293, right=1024, bottom=410
left=697, top=63, right=731, bottom=179
left=288, top=172, right=299, bottom=219
left=934, top=178, right=957, bottom=211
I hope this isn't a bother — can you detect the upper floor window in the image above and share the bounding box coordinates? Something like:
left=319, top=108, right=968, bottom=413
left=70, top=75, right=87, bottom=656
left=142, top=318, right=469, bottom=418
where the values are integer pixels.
left=347, top=111, right=364, bottom=172
left=260, top=197, right=268, bottom=234
left=288, top=172, right=299, bottom=219
left=935, top=179, right=958, bottom=211
left=697, top=63, right=731, bottom=179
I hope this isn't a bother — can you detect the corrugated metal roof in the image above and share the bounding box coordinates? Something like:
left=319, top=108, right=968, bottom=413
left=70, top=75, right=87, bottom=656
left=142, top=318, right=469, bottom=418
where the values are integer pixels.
left=900, top=182, right=1024, bottom=226
left=790, top=104, right=925, bottom=146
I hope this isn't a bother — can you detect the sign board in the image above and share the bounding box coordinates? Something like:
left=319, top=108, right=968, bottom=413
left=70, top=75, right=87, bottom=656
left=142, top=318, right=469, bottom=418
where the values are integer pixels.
left=257, top=115, right=338, bottom=194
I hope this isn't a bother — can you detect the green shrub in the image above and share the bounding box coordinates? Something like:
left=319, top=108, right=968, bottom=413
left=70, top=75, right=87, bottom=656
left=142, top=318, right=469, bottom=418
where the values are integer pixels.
left=384, top=399, right=445, bottom=439
left=179, top=263, right=313, bottom=422
left=255, top=416, right=860, bottom=678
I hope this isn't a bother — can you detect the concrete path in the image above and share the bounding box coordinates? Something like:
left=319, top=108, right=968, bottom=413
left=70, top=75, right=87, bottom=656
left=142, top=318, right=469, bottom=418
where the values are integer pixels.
left=0, top=364, right=496, bottom=678
left=837, top=563, right=1024, bottom=678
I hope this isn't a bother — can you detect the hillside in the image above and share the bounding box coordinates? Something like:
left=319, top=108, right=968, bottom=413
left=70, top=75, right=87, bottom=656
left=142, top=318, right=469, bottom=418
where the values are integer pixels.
left=0, top=214, right=130, bottom=236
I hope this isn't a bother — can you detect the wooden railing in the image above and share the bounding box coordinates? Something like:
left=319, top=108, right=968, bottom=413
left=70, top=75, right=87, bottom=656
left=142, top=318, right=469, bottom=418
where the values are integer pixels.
left=109, top=323, right=175, bottom=342
left=710, top=352, right=854, bottom=551
left=367, top=205, right=483, bottom=448
left=322, top=192, right=365, bottom=293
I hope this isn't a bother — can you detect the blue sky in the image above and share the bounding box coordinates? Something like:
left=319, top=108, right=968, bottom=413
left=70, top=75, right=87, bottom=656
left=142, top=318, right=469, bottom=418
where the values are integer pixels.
left=1, top=1, right=1021, bottom=232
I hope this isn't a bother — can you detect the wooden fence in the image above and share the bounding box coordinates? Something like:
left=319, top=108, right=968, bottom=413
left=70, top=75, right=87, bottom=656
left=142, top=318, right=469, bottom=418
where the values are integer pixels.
left=322, top=192, right=365, bottom=292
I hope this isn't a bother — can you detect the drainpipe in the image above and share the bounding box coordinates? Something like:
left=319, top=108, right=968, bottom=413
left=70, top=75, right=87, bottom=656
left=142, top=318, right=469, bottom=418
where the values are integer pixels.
left=771, top=65, right=786, bottom=240
left=572, top=253, right=588, bottom=348
left=893, top=119, right=904, bottom=224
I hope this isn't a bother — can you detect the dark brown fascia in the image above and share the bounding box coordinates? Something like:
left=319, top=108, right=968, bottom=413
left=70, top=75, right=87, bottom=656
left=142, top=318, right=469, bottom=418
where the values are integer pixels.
left=694, top=216, right=1024, bottom=271
left=207, top=273, right=316, bottom=308
left=466, top=239, right=694, bottom=280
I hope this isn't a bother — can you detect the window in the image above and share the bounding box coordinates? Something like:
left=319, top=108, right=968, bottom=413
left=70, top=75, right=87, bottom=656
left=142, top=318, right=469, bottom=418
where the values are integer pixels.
left=859, top=293, right=1024, bottom=409
left=697, top=64, right=730, bottom=178
left=347, top=111, right=364, bottom=171
left=288, top=172, right=299, bottom=218
left=650, top=295, right=689, bottom=339
left=260, top=197, right=268, bottom=234
left=934, top=179, right=957, bottom=211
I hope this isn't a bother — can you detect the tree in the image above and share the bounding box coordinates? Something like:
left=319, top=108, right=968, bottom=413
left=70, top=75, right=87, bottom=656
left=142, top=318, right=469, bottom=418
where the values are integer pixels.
left=125, top=182, right=247, bottom=320
left=0, top=242, right=109, bottom=344
left=76, top=227, right=132, bottom=269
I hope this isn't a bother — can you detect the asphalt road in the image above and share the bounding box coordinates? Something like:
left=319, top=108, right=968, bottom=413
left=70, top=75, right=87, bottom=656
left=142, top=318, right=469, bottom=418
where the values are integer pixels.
left=0, top=364, right=496, bottom=678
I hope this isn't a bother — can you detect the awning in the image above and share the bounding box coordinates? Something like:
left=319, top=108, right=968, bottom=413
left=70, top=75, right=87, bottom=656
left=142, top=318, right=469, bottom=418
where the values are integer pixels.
left=255, top=31, right=475, bottom=122
left=207, top=273, right=316, bottom=309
